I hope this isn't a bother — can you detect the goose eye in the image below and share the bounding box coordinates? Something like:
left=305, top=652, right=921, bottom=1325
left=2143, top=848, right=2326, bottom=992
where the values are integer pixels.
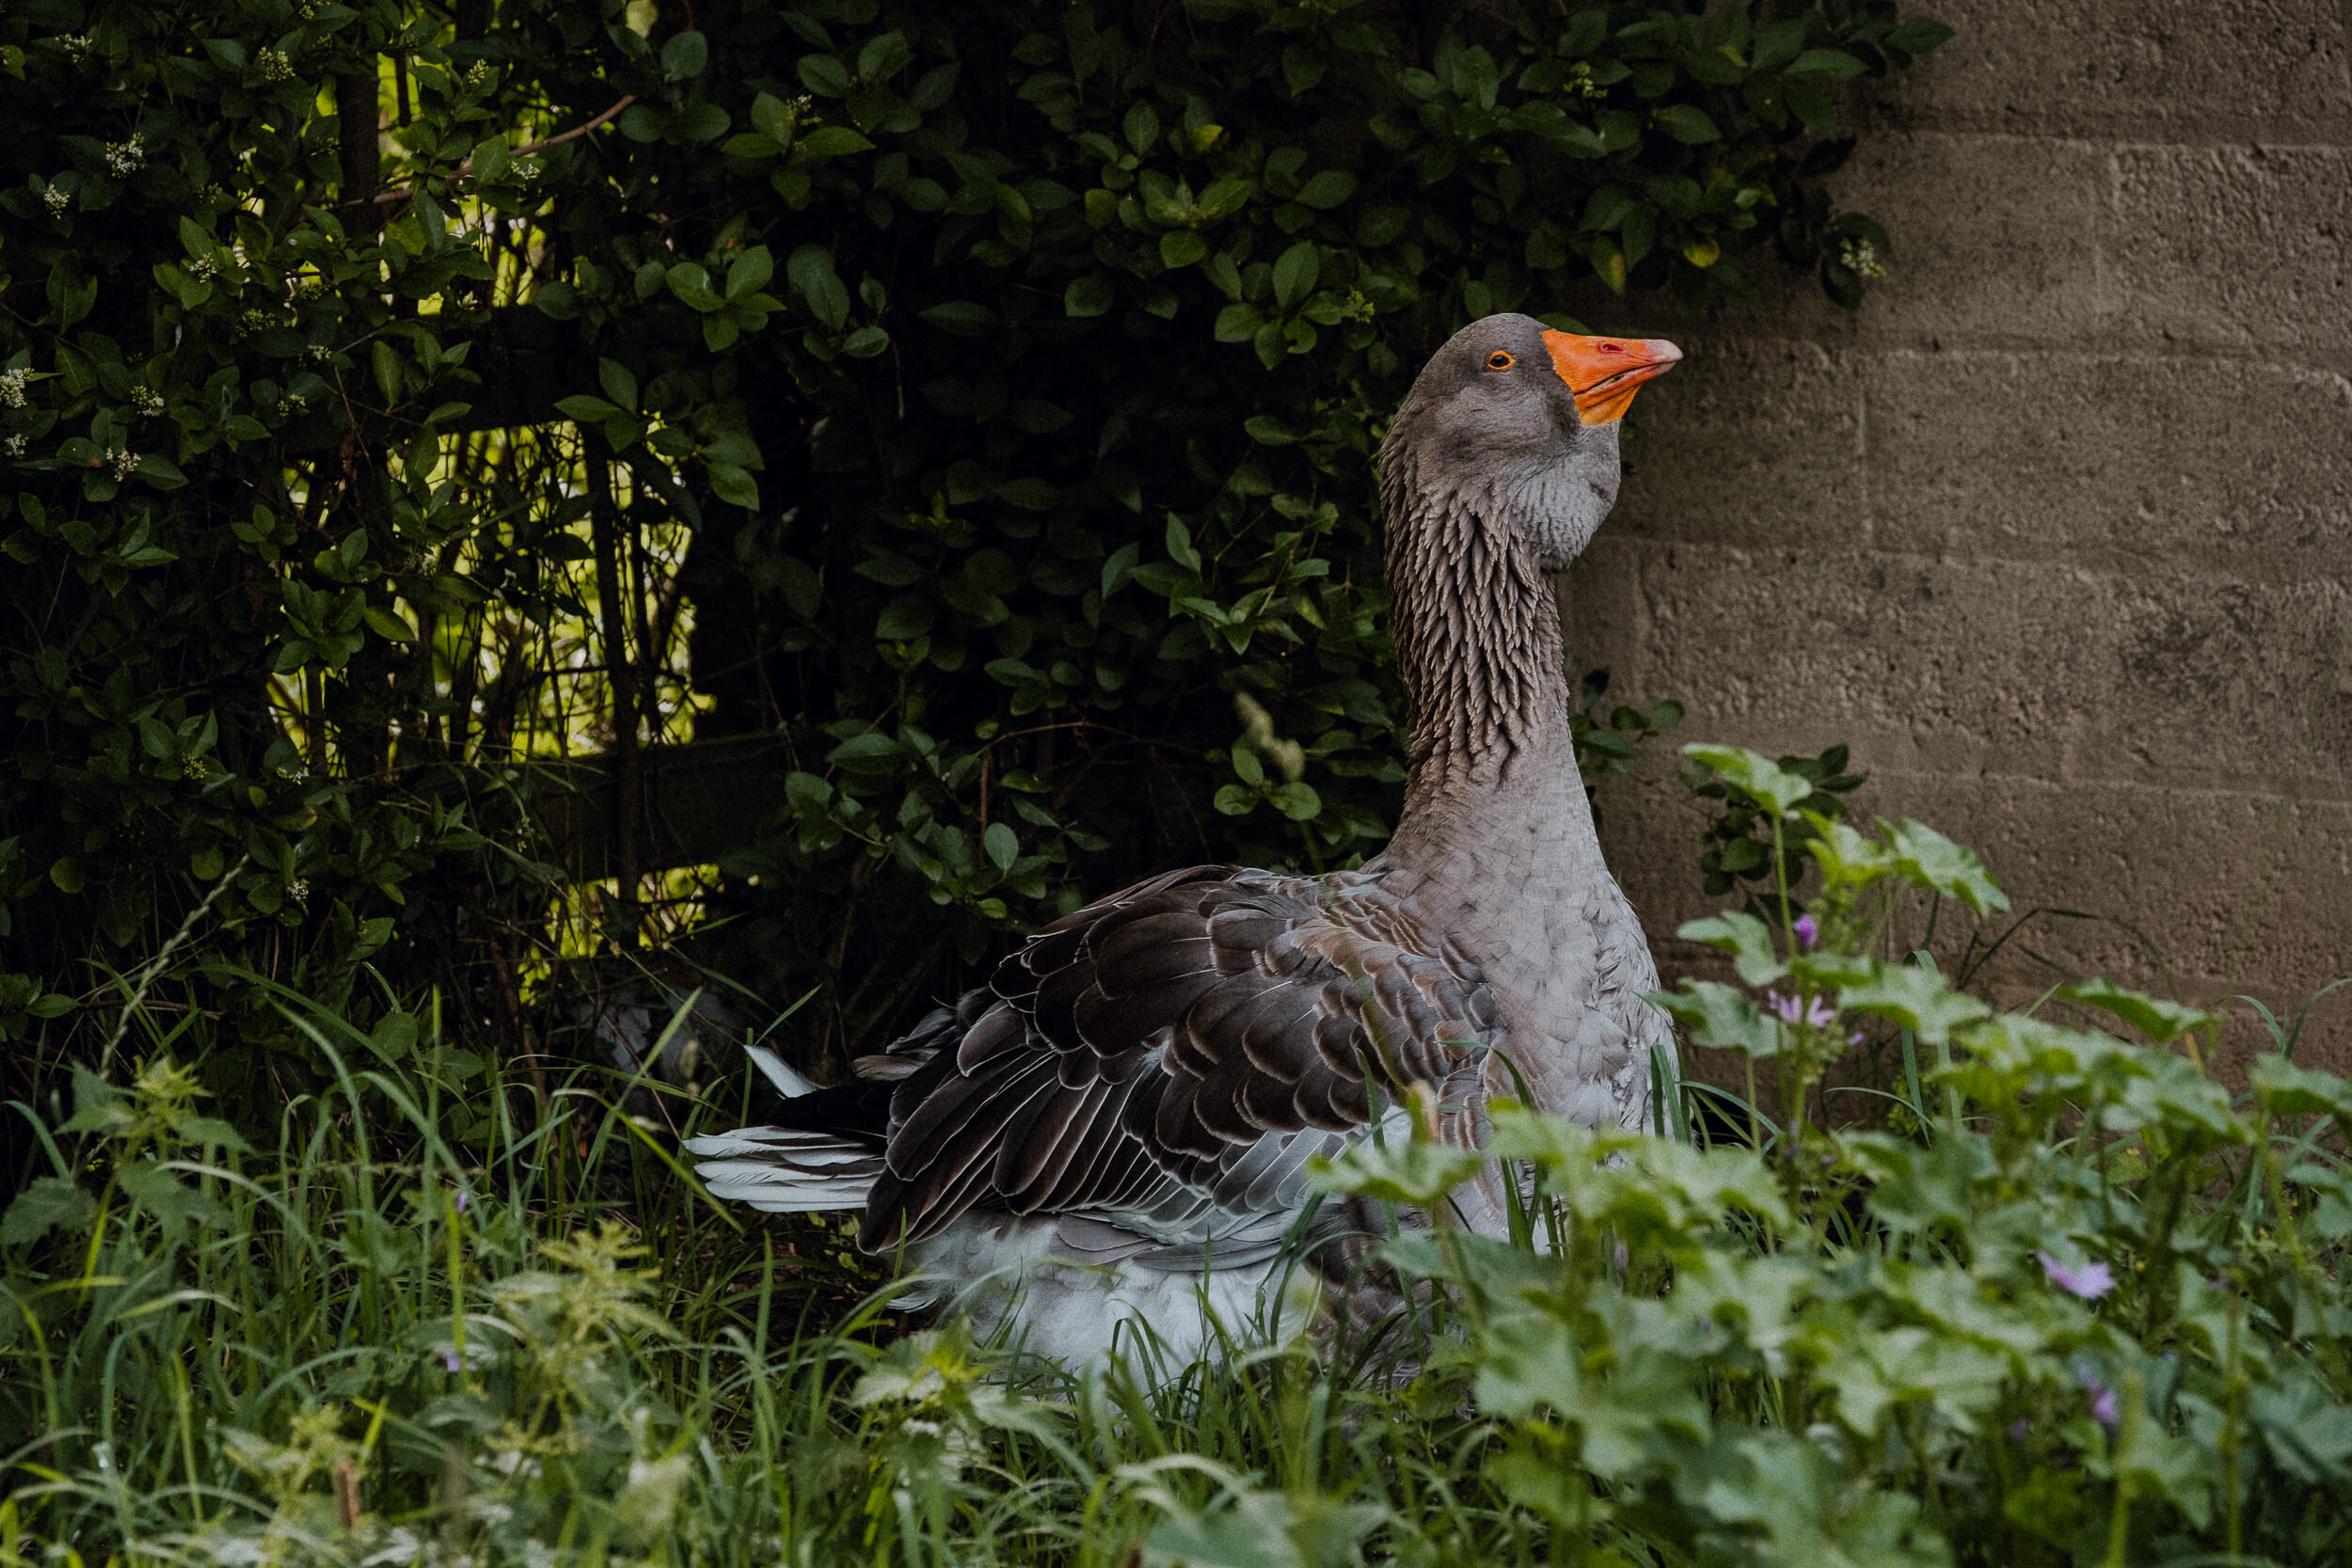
left=1485, top=350, right=1516, bottom=371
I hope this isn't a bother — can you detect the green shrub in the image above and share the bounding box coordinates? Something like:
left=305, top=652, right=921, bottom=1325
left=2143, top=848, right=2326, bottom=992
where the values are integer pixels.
left=1313, top=745, right=2352, bottom=1567
left=0, top=0, right=1950, bottom=1097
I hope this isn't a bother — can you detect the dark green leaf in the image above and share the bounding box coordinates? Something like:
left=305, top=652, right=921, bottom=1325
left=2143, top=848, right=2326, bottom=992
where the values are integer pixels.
left=1, top=1178, right=95, bottom=1246
left=660, top=30, right=708, bottom=80
left=1788, top=48, right=1867, bottom=82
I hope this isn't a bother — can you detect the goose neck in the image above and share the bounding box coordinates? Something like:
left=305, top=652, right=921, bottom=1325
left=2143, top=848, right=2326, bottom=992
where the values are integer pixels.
left=1382, top=473, right=1580, bottom=823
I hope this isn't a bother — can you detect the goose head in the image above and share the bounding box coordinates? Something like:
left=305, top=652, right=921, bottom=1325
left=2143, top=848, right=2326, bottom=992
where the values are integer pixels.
left=1383, top=313, right=1681, bottom=571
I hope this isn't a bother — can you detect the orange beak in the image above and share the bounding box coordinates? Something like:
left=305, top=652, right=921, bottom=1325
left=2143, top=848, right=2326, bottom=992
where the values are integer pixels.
left=1540, top=331, right=1683, bottom=425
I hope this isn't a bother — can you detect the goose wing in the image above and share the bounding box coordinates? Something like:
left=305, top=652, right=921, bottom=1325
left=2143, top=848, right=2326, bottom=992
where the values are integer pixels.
left=857, top=863, right=1502, bottom=1253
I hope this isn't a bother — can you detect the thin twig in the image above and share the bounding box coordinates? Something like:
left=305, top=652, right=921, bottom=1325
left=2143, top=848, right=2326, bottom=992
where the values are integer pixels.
left=366, top=95, right=636, bottom=205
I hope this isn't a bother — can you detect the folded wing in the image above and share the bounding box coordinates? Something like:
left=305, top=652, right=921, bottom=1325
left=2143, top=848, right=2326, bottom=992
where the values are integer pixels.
left=859, top=864, right=1502, bottom=1253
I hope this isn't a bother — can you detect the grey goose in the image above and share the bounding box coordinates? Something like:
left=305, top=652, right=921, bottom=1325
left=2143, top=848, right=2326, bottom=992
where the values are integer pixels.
left=686, top=313, right=1684, bottom=1363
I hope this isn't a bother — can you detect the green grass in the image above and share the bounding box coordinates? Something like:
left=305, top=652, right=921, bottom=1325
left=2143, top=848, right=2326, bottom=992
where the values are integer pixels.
left=0, top=987, right=1526, bottom=1568
left=6, top=866, right=2351, bottom=1567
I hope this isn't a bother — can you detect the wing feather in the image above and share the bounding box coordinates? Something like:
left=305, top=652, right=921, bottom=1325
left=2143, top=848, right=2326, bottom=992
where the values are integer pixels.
left=859, top=865, right=1499, bottom=1258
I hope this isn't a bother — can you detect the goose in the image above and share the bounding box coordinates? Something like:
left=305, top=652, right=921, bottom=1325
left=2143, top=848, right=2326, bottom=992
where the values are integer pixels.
left=686, top=314, right=1684, bottom=1364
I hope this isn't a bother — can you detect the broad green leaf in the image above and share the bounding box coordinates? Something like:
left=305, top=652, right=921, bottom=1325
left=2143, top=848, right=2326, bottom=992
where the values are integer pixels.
left=1649, top=979, right=1786, bottom=1057
left=1269, top=782, right=1321, bottom=820
left=1655, top=104, right=1721, bottom=144
left=1751, top=19, right=1807, bottom=71
left=60, top=1065, right=131, bottom=1135
left=1308, top=1135, right=1483, bottom=1207
left=2059, top=978, right=2215, bottom=1044
left=1159, top=230, right=1208, bottom=268
left=1682, top=743, right=1814, bottom=817
left=369, top=1009, right=420, bottom=1063
left=797, top=126, right=874, bottom=157
left=1786, top=48, right=1867, bottom=81
left=0, top=1177, right=95, bottom=1246
left=918, top=300, right=996, bottom=336
left=707, top=462, right=760, bottom=509
left=1677, top=911, right=1787, bottom=988
left=1214, top=302, right=1261, bottom=341
left=169, top=1115, right=252, bottom=1151
left=826, top=732, right=902, bottom=768
left=725, top=246, right=774, bottom=301
left=750, top=90, right=795, bottom=142
left=1122, top=101, right=1159, bottom=155
left=1805, top=816, right=1894, bottom=890
left=983, top=821, right=1018, bottom=871
left=1840, top=964, right=1990, bottom=1048
left=1271, top=242, right=1318, bottom=309
left=1886, top=817, right=2010, bottom=914
left=371, top=340, right=404, bottom=407
left=1295, top=169, right=1357, bottom=209
left=1886, top=19, right=1957, bottom=55
left=799, top=52, right=852, bottom=96
left=873, top=594, right=934, bottom=640
left=2250, top=1054, right=2352, bottom=1124
left=363, top=606, right=416, bottom=641
left=785, top=246, right=850, bottom=328
left=660, top=29, right=708, bottom=81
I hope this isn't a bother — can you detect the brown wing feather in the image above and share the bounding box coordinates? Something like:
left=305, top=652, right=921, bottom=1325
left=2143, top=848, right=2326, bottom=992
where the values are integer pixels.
left=860, top=864, right=1498, bottom=1249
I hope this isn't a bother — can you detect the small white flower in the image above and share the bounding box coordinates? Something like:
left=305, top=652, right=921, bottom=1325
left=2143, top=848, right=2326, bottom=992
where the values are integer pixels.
left=186, top=255, right=219, bottom=281
left=286, top=879, right=310, bottom=904
left=1839, top=239, right=1886, bottom=279
left=131, top=386, right=165, bottom=416
left=104, top=136, right=144, bottom=176
left=42, top=185, right=70, bottom=215
left=464, top=61, right=491, bottom=90
left=1, top=436, right=24, bottom=458
left=0, top=369, right=25, bottom=409
left=109, top=450, right=140, bottom=478
left=60, top=35, right=91, bottom=64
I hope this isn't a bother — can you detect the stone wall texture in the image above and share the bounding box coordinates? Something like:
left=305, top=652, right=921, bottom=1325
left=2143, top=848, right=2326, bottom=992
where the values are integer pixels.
left=1558, top=1, right=2352, bottom=1078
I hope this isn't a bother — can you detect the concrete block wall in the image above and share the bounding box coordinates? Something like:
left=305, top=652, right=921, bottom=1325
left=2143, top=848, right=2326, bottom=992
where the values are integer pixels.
left=1559, top=1, right=2352, bottom=1076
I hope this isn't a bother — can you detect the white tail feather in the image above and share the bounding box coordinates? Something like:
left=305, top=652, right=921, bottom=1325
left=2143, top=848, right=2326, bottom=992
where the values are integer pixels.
left=745, top=1043, right=818, bottom=1099
left=687, top=1125, right=879, bottom=1214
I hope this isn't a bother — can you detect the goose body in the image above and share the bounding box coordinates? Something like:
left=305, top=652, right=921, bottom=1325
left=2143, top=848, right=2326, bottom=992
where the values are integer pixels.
left=688, top=315, right=1683, bottom=1363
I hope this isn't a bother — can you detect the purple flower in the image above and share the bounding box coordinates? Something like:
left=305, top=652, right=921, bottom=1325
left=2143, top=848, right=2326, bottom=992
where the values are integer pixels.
left=454, top=1189, right=469, bottom=1213
left=442, top=1350, right=462, bottom=1373
left=2037, top=1251, right=2116, bottom=1301
left=1769, top=992, right=1838, bottom=1029
left=2007, top=1417, right=2030, bottom=1443
left=1794, top=914, right=1819, bottom=949
left=2084, top=1378, right=2119, bottom=1428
